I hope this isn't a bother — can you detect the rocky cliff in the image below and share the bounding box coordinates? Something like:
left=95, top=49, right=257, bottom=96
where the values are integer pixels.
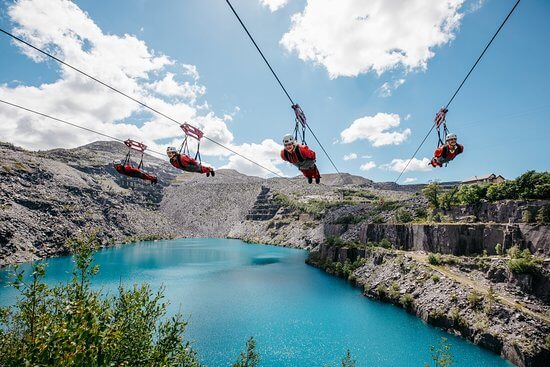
left=0, top=141, right=179, bottom=265
left=308, top=244, right=550, bottom=367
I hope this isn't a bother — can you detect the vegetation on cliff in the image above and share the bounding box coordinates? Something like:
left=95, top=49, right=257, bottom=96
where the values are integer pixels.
left=422, top=171, right=550, bottom=209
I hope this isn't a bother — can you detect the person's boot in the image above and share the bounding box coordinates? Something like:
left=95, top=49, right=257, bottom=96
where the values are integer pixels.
left=307, top=177, right=313, bottom=184
left=206, top=171, right=210, bottom=177
left=315, top=177, right=321, bottom=184
left=211, top=169, right=215, bottom=177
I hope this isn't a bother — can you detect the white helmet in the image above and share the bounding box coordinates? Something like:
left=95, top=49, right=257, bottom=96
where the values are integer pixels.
left=113, top=159, right=122, bottom=165
left=446, top=133, right=457, bottom=141
left=166, top=146, right=177, bottom=155
left=283, top=134, right=295, bottom=145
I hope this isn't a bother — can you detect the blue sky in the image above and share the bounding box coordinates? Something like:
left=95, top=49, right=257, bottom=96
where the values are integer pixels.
left=0, top=0, right=548, bottom=183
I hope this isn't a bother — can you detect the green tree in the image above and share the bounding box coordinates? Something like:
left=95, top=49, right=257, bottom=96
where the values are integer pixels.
left=340, top=350, right=356, bottom=367
left=495, top=243, right=503, bottom=256
left=457, top=184, right=487, bottom=205
left=439, top=187, right=459, bottom=210
left=424, top=337, right=453, bottom=367
left=535, top=205, right=550, bottom=224
left=232, top=337, right=260, bottom=367
left=0, top=234, right=203, bottom=367
left=422, top=182, right=442, bottom=209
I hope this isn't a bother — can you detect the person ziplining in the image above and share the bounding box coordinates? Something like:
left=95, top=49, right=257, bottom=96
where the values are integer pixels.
left=280, top=104, right=321, bottom=184
left=168, top=123, right=215, bottom=177
left=114, top=139, right=158, bottom=184
left=429, top=108, right=464, bottom=168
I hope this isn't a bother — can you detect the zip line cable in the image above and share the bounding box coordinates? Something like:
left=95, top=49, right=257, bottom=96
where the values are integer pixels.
left=0, top=28, right=288, bottom=180
left=0, top=99, right=164, bottom=158
left=0, top=98, right=291, bottom=180
left=394, top=0, right=522, bottom=183
left=224, top=0, right=344, bottom=179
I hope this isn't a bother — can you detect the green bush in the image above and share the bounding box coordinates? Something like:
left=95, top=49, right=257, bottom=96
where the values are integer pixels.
left=399, top=293, right=414, bottom=309
left=522, top=209, right=535, bottom=224
left=507, top=247, right=541, bottom=275
left=536, top=205, right=550, bottom=224
left=467, top=290, right=483, bottom=308
left=438, top=187, right=459, bottom=210
left=378, top=238, right=393, bottom=249
left=422, top=182, right=442, bottom=209
left=495, top=243, right=503, bottom=256
left=232, top=337, right=260, bottom=367
left=326, top=236, right=347, bottom=247
left=388, top=282, right=400, bottom=299
left=428, top=253, right=442, bottom=265
left=457, top=184, right=488, bottom=205
left=395, top=207, right=413, bottom=223
left=0, top=234, right=203, bottom=367
left=375, top=283, right=387, bottom=298
left=431, top=274, right=440, bottom=283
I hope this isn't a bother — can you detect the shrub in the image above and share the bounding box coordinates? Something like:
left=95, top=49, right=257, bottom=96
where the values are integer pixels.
left=522, top=209, right=535, bottom=224
left=326, top=236, right=347, bottom=247
left=422, top=182, right=442, bottom=209
left=495, top=243, right=503, bottom=256
left=0, top=234, right=203, bottom=367
left=340, top=350, right=356, bottom=367
left=507, top=247, right=541, bottom=275
left=376, top=283, right=387, bottom=298
left=378, top=238, right=393, bottom=249
left=457, top=184, right=488, bottom=205
left=431, top=274, right=440, bottom=283
left=399, top=293, right=414, bottom=310
left=507, top=245, right=522, bottom=259
left=428, top=253, right=442, bottom=266
left=438, top=187, right=459, bottom=210
left=388, top=282, right=400, bottom=299
left=414, top=207, right=428, bottom=221
left=395, top=207, right=413, bottom=223
left=232, top=337, right=260, bottom=367
left=536, top=205, right=550, bottom=224
left=467, top=290, right=483, bottom=308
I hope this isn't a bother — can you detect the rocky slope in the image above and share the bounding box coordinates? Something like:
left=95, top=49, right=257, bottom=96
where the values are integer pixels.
left=0, top=141, right=179, bottom=265
left=307, top=245, right=550, bottom=367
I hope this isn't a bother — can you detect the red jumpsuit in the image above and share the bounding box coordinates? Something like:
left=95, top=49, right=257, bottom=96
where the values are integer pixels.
left=280, top=145, right=320, bottom=179
left=431, top=143, right=464, bottom=167
left=170, top=153, right=213, bottom=175
left=114, top=164, right=158, bottom=184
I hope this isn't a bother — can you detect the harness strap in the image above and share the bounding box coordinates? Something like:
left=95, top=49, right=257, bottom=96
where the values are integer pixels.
left=283, top=145, right=305, bottom=163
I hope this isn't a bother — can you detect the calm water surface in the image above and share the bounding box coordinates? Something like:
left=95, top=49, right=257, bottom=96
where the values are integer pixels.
left=0, top=238, right=513, bottom=367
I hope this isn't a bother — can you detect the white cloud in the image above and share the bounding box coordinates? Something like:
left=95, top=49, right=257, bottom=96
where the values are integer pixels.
left=220, top=139, right=284, bottom=178
left=0, top=0, right=268, bottom=176
left=146, top=72, right=206, bottom=101
left=182, top=64, right=200, bottom=80
left=361, top=154, right=372, bottom=159
left=260, top=0, right=290, bottom=12
left=378, top=79, right=405, bottom=97
left=340, top=113, right=411, bottom=147
left=343, top=153, right=357, bottom=161
left=280, top=0, right=464, bottom=78
left=404, top=177, right=418, bottom=183
left=360, top=161, right=376, bottom=171
left=380, top=158, right=432, bottom=172
left=467, top=0, right=485, bottom=13
left=404, top=113, right=412, bottom=121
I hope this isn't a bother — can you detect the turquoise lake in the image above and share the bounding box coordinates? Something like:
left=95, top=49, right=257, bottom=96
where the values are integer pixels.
left=0, top=238, right=513, bottom=367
